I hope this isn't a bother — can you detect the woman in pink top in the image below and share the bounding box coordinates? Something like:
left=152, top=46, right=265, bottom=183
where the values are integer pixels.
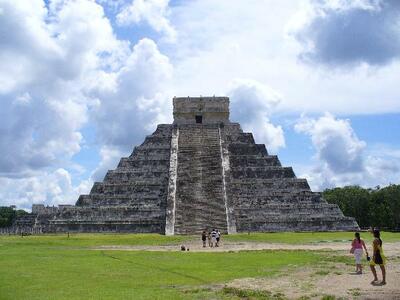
left=351, top=232, right=368, bottom=274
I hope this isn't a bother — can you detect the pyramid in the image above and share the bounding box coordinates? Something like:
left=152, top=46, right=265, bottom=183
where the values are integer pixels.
left=29, top=97, right=358, bottom=234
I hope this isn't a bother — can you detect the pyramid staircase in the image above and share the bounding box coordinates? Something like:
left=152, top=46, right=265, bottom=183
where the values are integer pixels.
left=174, top=125, right=228, bottom=234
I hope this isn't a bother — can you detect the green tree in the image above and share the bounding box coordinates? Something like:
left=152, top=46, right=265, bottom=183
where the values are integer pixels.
left=0, top=207, right=29, bottom=228
left=323, top=184, right=400, bottom=230
left=323, top=186, right=371, bottom=228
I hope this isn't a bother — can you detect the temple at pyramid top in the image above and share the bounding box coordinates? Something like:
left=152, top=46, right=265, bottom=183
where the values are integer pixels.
left=173, top=96, right=230, bottom=125
left=20, top=96, right=359, bottom=235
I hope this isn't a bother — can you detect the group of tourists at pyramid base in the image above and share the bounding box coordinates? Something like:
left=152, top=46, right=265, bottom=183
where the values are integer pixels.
left=201, top=229, right=222, bottom=248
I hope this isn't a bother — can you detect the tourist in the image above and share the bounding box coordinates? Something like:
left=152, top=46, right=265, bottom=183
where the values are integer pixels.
left=201, top=230, right=207, bottom=247
left=216, top=230, right=221, bottom=247
left=211, top=229, right=217, bottom=247
left=207, top=230, right=212, bottom=247
left=369, top=229, right=386, bottom=285
left=350, top=232, right=368, bottom=274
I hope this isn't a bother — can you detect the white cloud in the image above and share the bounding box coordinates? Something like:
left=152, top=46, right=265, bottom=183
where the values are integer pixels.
left=295, top=113, right=366, bottom=173
left=0, top=0, right=171, bottom=208
left=117, top=0, right=176, bottom=42
left=295, top=113, right=400, bottom=190
left=0, top=0, right=126, bottom=175
left=92, top=38, right=173, bottom=149
left=91, top=146, right=124, bottom=182
left=0, top=168, right=92, bottom=210
left=166, top=0, right=400, bottom=115
left=228, top=79, right=285, bottom=153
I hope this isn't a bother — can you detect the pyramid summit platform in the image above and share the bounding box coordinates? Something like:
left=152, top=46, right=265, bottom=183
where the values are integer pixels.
left=22, top=96, right=358, bottom=234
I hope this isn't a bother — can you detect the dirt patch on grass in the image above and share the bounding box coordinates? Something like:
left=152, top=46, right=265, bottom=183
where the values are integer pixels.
left=226, top=259, right=400, bottom=299
left=92, top=240, right=400, bottom=257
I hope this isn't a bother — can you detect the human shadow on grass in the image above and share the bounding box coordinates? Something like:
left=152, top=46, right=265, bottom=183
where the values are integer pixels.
left=100, top=251, right=208, bottom=284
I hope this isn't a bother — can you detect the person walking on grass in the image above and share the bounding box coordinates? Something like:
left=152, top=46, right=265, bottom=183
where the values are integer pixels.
left=350, top=232, right=368, bottom=274
left=369, top=229, right=386, bottom=285
left=201, top=230, right=207, bottom=247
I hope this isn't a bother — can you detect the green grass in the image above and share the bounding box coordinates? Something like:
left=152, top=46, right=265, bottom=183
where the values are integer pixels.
left=223, top=231, right=400, bottom=244
left=0, top=233, right=191, bottom=248
left=0, top=232, right=398, bottom=299
left=0, top=233, right=326, bottom=300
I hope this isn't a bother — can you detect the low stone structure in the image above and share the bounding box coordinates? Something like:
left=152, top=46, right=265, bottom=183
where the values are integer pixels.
left=12, top=96, right=359, bottom=234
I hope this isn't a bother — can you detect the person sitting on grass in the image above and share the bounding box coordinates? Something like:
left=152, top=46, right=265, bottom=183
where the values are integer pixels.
left=369, top=229, right=386, bottom=285
left=350, top=232, right=368, bottom=274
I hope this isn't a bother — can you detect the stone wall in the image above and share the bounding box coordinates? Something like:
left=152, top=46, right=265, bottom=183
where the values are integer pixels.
left=173, top=96, right=230, bottom=125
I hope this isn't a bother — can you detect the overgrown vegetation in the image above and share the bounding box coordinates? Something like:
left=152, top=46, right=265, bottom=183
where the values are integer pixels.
left=0, top=206, right=28, bottom=227
left=323, top=184, right=400, bottom=230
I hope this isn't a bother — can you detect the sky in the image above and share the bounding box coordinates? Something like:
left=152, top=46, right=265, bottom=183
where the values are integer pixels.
left=0, top=0, right=399, bottom=210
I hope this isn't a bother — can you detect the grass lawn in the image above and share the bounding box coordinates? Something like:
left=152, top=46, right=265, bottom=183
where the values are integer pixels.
left=0, top=232, right=397, bottom=300
left=223, top=231, right=400, bottom=244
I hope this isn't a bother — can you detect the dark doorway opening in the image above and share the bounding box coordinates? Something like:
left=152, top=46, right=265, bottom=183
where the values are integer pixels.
left=195, top=115, right=203, bottom=124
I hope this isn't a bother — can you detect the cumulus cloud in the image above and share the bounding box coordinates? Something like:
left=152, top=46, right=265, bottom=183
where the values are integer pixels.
left=117, top=0, right=176, bottom=42
left=292, top=0, right=400, bottom=66
left=295, top=113, right=400, bottom=190
left=91, top=38, right=172, bottom=149
left=0, top=0, right=173, bottom=208
left=0, top=0, right=121, bottom=175
left=295, top=113, right=366, bottom=173
left=0, top=168, right=92, bottom=210
left=91, top=146, right=125, bottom=182
left=228, top=79, right=285, bottom=153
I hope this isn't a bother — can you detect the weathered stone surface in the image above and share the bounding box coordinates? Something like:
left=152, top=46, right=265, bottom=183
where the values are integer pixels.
left=13, top=96, right=358, bottom=234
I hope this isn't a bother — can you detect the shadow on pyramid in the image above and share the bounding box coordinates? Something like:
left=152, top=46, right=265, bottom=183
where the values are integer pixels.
left=26, top=97, right=359, bottom=235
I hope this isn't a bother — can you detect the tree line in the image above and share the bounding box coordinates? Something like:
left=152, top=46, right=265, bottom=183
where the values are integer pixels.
left=0, top=207, right=28, bottom=228
left=323, top=184, right=400, bottom=231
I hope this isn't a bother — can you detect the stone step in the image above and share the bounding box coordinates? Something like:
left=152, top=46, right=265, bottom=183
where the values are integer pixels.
left=117, top=158, right=170, bottom=168
left=228, top=144, right=268, bottom=156
left=231, top=167, right=296, bottom=179
left=229, top=155, right=281, bottom=167
left=173, top=125, right=228, bottom=234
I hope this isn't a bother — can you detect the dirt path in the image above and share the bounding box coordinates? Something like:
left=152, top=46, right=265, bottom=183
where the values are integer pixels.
left=93, top=240, right=400, bottom=257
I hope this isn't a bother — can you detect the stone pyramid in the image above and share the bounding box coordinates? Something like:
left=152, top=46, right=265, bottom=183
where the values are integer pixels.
left=30, top=97, right=358, bottom=234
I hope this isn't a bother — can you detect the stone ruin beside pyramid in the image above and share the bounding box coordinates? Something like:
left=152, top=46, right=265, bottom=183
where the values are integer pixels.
left=14, top=97, right=358, bottom=235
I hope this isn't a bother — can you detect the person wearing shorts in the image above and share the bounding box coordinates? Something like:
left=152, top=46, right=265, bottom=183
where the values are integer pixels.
left=369, top=229, right=386, bottom=285
left=350, top=232, right=368, bottom=274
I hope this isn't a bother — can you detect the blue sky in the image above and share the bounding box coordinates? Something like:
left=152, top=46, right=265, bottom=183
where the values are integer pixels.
left=0, top=0, right=399, bottom=210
